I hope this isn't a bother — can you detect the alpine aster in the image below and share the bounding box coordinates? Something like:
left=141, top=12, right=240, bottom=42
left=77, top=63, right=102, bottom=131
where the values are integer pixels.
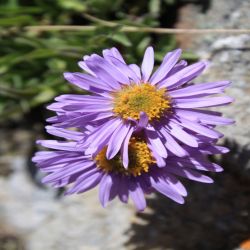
left=33, top=126, right=228, bottom=211
left=47, top=47, right=234, bottom=167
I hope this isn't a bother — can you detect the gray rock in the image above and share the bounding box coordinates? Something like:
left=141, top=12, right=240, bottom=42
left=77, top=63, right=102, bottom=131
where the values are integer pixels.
left=0, top=156, right=135, bottom=250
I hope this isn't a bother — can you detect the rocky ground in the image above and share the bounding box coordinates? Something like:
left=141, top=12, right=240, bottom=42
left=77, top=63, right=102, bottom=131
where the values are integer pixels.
left=0, top=0, right=250, bottom=250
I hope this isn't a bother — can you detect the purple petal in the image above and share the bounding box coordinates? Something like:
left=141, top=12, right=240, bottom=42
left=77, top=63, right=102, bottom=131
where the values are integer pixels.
left=147, top=143, right=166, bottom=167
left=172, top=116, right=223, bottom=139
left=63, top=103, right=113, bottom=113
left=106, top=123, right=131, bottom=159
left=129, top=64, right=141, bottom=79
left=45, top=126, right=82, bottom=141
left=174, top=96, right=234, bottom=108
left=54, top=112, right=113, bottom=128
left=135, top=112, right=149, bottom=132
left=150, top=49, right=182, bottom=85
left=37, top=140, right=80, bottom=151
left=164, top=173, right=187, bottom=196
left=64, top=72, right=110, bottom=91
left=99, top=174, right=113, bottom=207
left=166, top=166, right=214, bottom=183
left=167, top=156, right=223, bottom=172
left=141, top=46, right=154, bottom=82
left=90, top=54, right=130, bottom=84
left=169, top=81, right=230, bottom=98
left=66, top=169, right=103, bottom=194
left=85, top=55, right=122, bottom=90
left=199, top=145, right=229, bottom=154
left=166, top=121, right=198, bottom=147
left=84, top=119, right=122, bottom=155
left=103, top=47, right=126, bottom=64
left=42, top=161, right=95, bottom=183
left=175, top=109, right=234, bottom=125
left=146, top=125, right=168, bottom=158
left=150, top=175, right=185, bottom=204
left=158, top=126, right=188, bottom=157
left=105, top=56, right=140, bottom=83
left=55, top=94, right=111, bottom=103
left=159, top=61, right=207, bottom=89
left=118, top=175, right=129, bottom=203
left=129, top=180, right=146, bottom=211
left=78, top=61, right=96, bottom=76
left=121, top=127, right=134, bottom=168
left=167, top=60, right=187, bottom=77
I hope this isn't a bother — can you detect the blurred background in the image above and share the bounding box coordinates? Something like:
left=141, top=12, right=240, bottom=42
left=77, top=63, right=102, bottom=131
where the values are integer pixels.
left=0, top=0, right=250, bottom=250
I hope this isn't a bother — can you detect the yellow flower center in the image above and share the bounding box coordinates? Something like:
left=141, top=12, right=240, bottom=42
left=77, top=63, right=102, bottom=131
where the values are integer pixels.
left=113, top=83, right=170, bottom=121
left=95, top=138, right=155, bottom=177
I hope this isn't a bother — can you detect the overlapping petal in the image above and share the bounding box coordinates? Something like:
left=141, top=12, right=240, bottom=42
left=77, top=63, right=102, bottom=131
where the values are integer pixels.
left=33, top=46, right=234, bottom=211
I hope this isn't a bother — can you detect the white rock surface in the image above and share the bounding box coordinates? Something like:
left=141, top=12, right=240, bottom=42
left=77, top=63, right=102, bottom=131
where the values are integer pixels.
left=0, top=156, right=135, bottom=250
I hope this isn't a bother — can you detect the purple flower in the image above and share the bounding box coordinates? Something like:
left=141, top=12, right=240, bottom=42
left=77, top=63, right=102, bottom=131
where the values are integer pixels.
left=47, top=47, right=234, bottom=166
left=33, top=127, right=228, bottom=211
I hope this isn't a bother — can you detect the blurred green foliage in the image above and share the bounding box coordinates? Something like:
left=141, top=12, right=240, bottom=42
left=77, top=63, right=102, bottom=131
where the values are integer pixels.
left=0, top=0, right=198, bottom=121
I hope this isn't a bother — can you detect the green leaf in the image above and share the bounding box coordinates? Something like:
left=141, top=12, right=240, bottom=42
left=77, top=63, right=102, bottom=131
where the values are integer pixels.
left=149, top=0, right=161, bottom=17
left=0, top=15, right=35, bottom=26
left=57, top=0, right=87, bottom=11
left=111, top=33, right=132, bottom=47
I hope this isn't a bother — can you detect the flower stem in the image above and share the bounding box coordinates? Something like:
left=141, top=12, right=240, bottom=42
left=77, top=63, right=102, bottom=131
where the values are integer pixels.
left=25, top=25, right=250, bottom=34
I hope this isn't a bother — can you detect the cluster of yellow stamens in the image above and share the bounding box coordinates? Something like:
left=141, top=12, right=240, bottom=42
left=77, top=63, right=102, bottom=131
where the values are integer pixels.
left=113, top=83, right=170, bottom=121
left=95, top=138, right=155, bottom=177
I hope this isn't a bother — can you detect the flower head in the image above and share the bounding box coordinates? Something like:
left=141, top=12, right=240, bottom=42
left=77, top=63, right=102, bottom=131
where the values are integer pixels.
left=33, top=126, right=228, bottom=211
left=48, top=47, right=234, bottom=165
left=34, top=47, right=234, bottom=210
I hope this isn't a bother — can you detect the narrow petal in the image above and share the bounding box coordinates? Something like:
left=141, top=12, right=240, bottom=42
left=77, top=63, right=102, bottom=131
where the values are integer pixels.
left=42, top=161, right=94, bottom=183
left=174, top=96, right=234, bottom=108
left=150, top=176, right=185, bottom=204
left=118, top=175, right=129, bottom=203
left=159, top=126, right=188, bottom=157
left=147, top=143, right=166, bottom=167
left=167, top=60, right=187, bottom=76
left=159, top=61, right=207, bottom=89
left=129, top=64, right=141, bottom=79
left=169, top=81, right=230, bottom=98
left=85, top=119, right=122, bottom=155
left=174, top=109, right=234, bottom=125
left=78, top=61, right=96, bottom=76
left=90, top=54, right=130, bottom=84
left=129, top=180, right=146, bottom=211
left=106, top=123, right=131, bottom=159
left=85, top=56, right=121, bottom=90
left=172, top=116, right=223, bottom=139
left=64, top=72, right=112, bottom=92
left=121, top=127, right=134, bottom=168
left=103, top=47, right=126, bottom=64
left=136, top=112, right=149, bottom=132
left=55, top=112, right=113, bottom=128
left=46, top=126, right=82, bottom=141
left=146, top=125, right=168, bottom=158
left=37, top=140, right=80, bottom=151
left=164, top=173, right=187, bottom=196
left=106, top=56, right=140, bottom=83
left=63, top=104, right=113, bottom=113
left=141, top=46, right=154, bottom=82
left=66, top=169, right=103, bottom=194
left=150, top=49, right=182, bottom=85
left=166, top=121, right=199, bottom=147
left=99, top=174, right=113, bottom=207
left=199, top=145, right=229, bottom=154
left=166, top=166, right=214, bottom=183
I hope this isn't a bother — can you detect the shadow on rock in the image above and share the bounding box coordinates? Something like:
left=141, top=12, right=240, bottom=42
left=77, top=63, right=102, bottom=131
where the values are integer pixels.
left=126, top=139, right=250, bottom=250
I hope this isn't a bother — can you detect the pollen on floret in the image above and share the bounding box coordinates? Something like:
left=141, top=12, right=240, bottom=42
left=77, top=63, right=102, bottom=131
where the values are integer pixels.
left=113, top=83, right=170, bottom=121
left=95, top=137, right=155, bottom=177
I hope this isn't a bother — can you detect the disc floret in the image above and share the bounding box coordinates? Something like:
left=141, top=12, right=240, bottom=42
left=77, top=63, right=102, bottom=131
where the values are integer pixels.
left=113, top=83, right=170, bottom=121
